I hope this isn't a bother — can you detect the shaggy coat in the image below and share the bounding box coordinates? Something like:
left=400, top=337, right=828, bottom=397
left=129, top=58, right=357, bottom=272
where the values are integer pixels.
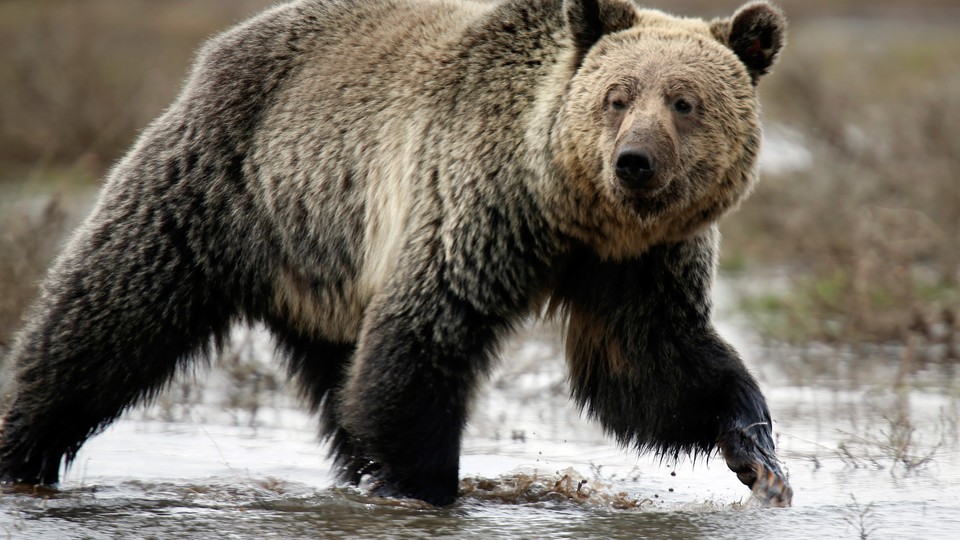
left=0, top=0, right=789, bottom=506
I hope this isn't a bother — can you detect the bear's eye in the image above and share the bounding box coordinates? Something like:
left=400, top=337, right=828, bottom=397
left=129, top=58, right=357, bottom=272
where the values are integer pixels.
left=609, top=98, right=628, bottom=111
left=606, top=87, right=630, bottom=112
left=672, top=98, right=693, bottom=115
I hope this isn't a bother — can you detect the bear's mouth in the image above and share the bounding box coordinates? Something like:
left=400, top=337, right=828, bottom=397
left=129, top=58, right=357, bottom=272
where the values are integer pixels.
left=614, top=175, right=681, bottom=217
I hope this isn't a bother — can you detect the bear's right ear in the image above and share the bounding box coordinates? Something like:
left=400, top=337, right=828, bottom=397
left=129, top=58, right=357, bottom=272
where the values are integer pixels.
left=711, top=1, right=787, bottom=84
left=564, top=0, right=638, bottom=65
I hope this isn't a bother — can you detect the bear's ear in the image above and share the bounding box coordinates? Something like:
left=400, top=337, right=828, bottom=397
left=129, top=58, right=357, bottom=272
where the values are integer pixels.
left=711, top=2, right=786, bottom=84
left=564, top=0, right=638, bottom=64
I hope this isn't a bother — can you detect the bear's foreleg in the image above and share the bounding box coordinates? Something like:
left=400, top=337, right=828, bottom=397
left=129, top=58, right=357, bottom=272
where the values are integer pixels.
left=336, top=253, right=510, bottom=506
left=555, top=226, right=792, bottom=506
left=267, top=322, right=371, bottom=483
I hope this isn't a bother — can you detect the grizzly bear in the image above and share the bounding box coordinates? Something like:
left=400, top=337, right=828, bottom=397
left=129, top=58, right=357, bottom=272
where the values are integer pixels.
left=0, top=0, right=791, bottom=507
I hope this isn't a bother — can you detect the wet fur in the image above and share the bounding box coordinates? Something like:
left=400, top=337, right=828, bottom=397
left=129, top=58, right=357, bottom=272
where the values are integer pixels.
left=0, top=0, right=786, bottom=506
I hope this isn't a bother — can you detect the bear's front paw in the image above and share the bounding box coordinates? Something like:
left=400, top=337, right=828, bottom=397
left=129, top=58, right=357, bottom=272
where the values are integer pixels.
left=719, top=423, right=792, bottom=508
left=747, top=461, right=793, bottom=508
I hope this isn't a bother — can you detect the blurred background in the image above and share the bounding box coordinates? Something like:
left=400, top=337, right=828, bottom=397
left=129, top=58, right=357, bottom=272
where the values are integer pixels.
left=1, top=0, right=957, bottom=360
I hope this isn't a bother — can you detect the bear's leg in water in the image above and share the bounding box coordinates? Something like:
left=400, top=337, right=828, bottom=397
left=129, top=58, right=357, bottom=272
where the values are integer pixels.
left=0, top=198, right=235, bottom=485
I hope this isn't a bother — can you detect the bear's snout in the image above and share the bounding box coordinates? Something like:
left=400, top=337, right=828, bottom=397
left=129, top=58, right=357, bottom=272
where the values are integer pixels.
left=615, top=147, right=659, bottom=191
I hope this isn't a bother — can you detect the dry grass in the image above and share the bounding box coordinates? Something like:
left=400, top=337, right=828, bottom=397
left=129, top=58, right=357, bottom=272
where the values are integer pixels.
left=643, top=0, right=960, bottom=19
left=725, top=18, right=960, bottom=355
left=0, top=198, right=67, bottom=348
left=0, top=0, right=274, bottom=182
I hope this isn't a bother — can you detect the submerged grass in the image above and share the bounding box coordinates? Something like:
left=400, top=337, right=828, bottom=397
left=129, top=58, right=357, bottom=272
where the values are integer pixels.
left=844, top=494, right=879, bottom=540
left=835, top=391, right=945, bottom=474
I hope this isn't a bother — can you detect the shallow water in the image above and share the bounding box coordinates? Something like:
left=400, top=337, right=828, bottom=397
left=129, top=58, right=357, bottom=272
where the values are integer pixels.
left=2, top=310, right=959, bottom=539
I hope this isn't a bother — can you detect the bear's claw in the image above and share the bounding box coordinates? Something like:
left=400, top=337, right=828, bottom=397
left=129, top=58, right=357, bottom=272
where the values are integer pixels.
left=719, top=424, right=793, bottom=507
left=746, top=461, right=793, bottom=507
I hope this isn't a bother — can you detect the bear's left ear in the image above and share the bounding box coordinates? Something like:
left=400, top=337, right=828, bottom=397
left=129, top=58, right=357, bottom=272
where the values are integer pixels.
left=564, top=0, right=638, bottom=66
left=711, top=2, right=786, bottom=84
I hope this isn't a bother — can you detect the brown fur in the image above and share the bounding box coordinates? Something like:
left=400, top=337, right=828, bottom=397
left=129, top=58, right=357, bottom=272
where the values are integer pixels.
left=536, top=18, right=766, bottom=258
left=0, top=0, right=790, bottom=506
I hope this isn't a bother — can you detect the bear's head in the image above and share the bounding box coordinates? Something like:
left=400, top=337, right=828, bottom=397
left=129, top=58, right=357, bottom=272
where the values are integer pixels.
left=549, top=0, right=786, bottom=259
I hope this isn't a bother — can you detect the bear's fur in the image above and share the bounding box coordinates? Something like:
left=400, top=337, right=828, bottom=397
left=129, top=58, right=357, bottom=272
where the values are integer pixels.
left=0, top=0, right=790, bottom=506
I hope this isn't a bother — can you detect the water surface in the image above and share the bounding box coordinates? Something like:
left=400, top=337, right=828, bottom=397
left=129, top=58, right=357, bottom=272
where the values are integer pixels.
left=2, top=315, right=958, bottom=539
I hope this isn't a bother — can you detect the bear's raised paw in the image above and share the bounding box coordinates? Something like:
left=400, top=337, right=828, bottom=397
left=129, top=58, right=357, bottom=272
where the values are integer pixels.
left=720, top=424, right=793, bottom=508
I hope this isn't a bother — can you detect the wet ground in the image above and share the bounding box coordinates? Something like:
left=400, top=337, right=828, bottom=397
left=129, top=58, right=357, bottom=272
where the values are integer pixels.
left=2, top=301, right=958, bottom=539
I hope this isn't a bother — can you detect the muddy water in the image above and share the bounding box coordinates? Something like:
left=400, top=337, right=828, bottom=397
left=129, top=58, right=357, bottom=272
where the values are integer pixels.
left=2, top=303, right=959, bottom=539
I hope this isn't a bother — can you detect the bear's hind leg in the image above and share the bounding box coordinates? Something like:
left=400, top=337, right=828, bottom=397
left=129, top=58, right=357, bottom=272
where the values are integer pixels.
left=267, top=323, right=370, bottom=483
left=0, top=210, right=234, bottom=485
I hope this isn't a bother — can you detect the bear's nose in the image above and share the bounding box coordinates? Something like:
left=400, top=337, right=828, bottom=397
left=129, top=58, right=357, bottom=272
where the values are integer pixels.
left=615, top=149, right=657, bottom=190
